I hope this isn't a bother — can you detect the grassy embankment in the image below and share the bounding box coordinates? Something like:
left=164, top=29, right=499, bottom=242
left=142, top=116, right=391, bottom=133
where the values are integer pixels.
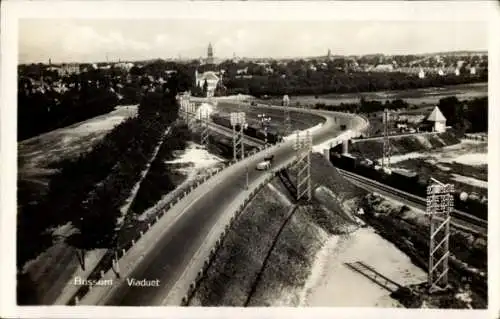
left=349, top=131, right=487, bottom=196
left=188, top=154, right=367, bottom=306
left=349, top=131, right=461, bottom=160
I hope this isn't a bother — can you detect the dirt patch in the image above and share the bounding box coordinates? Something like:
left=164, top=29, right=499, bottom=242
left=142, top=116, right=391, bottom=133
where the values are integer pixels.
left=17, top=105, right=138, bottom=207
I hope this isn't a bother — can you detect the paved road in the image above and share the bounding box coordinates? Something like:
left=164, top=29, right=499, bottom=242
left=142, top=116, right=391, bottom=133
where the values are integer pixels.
left=101, top=102, right=367, bottom=305
left=215, top=101, right=326, bottom=133
left=352, top=131, right=439, bottom=142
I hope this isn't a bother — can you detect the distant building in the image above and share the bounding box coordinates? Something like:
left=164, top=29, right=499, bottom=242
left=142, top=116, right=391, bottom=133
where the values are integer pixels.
left=114, top=62, right=135, bottom=71
left=427, top=106, right=447, bottom=133
left=206, top=42, right=214, bottom=65
left=53, top=63, right=80, bottom=76
left=470, top=66, right=477, bottom=75
left=373, top=64, right=394, bottom=72
left=418, top=68, right=425, bottom=79
left=455, top=68, right=460, bottom=76
left=195, top=70, right=220, bottom=97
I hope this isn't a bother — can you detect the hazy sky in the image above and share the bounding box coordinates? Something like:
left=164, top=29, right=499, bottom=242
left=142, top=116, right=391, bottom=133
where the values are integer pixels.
left=19, top=19, right=488, bottom=64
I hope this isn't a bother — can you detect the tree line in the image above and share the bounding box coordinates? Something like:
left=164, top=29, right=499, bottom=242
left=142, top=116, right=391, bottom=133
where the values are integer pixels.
left=311, top=95, right=487, bottom=134
left=312, top=98, right=410, bottom=114
left=222, top=72, right=486, bottom=97
left=438, top=96, right=488, bottom=133
left=17, top=73, right=187, bottom=269
left=18, top=83, right=119, bottom=140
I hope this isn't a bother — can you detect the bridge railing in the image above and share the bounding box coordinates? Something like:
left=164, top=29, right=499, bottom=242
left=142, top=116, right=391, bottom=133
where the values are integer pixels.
left=70, top=102, right=366, bottom=305
left=178, top=159, right=298, bottom=306
left=71, top=139, right=284, bottom=305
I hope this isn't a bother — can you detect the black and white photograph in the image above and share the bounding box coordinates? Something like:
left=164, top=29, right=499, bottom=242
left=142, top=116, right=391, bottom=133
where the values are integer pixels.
left=1, top=1, right=499, bottom=318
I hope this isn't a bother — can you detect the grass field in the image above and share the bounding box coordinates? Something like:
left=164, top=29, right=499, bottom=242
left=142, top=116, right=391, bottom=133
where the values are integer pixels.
left=261, top=82, right=487, bottom=108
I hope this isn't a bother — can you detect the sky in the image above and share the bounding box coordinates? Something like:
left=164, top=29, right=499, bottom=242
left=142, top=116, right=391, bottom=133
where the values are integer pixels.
left=18, top=19, right=488, bottom=64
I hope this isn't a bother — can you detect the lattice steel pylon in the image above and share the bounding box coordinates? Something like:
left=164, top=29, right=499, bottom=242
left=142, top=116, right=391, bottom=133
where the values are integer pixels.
left=178, top=95, right=188, bottom=120
left=200, top=108, right=210, bottom=147
left=294, top=130, right=312, bottom=202
left=186, top=102, right=196, bottom=129
left=283, top=95, right=292, bottom=137
left=426, top=179, right=454, bottom=292
left=382, top=108, right=392, bottom=170
left=231, top=112, right=246, bottom=161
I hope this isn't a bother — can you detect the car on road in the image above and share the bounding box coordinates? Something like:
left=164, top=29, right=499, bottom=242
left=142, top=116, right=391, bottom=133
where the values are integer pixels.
left=256, top=160, right=271, bottom=170
left=256, top=155, right=275, bottom=170
left=264, top=155, right=275, bottom=162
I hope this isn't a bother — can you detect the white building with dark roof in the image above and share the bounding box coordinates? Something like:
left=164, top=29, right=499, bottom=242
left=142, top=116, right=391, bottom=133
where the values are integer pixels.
left=195, top=70, right=220, bottom=97
left=427, top=106, right=447, bottom=133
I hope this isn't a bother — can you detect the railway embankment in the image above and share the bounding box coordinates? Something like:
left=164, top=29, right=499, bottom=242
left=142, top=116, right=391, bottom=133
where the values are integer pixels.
left=349, top=131, right=461, bottom=160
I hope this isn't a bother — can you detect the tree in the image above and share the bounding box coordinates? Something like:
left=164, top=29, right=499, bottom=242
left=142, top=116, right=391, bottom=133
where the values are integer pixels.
left=202, top=79, right=208, bottom=96
left=438, top=96, right=464, bottom=129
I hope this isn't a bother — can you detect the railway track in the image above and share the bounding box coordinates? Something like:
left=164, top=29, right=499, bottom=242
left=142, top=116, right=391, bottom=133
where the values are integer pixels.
left=338, top=168, right=487, bottom=236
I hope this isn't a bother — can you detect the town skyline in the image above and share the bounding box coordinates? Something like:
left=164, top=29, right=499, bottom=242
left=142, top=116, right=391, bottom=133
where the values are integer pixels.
left=19, top=20, right=487, bottom=64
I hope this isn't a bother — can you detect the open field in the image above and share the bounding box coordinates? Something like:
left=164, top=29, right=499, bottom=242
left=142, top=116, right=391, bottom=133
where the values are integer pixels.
left=261, top=82, right=487, bottom=107
left=18, top=105, right=138, bottom=204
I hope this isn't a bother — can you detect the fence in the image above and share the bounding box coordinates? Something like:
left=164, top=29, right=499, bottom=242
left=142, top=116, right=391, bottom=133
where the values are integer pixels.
left=70, top=139, right=287, bottom=305
left=177, top=158, right=297, bottom=306
left=464, top=133, right=487, bottom=142
left=70, top=107, right=365, bottom=305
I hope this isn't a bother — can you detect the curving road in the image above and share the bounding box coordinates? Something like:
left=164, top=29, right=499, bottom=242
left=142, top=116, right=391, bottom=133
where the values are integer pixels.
left=85, top=101, right=367, bottom=306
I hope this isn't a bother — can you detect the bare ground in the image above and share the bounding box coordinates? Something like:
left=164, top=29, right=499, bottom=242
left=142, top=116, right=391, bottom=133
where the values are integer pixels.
left=359, top=194, right=487, bottom=308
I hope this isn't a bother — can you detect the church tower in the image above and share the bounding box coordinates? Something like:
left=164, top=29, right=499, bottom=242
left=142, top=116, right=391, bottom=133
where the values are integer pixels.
left=207, top=42, right=214, bottom=65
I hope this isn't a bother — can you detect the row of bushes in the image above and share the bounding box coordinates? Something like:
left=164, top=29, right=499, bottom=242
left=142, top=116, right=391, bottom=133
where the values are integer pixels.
left=69, top=88, right=180, bottom=250
left=127, top=123, right=191, bottom=216
left=17, top=80, right=182, bottom=268
left=313, top=98, right=409, bottom=114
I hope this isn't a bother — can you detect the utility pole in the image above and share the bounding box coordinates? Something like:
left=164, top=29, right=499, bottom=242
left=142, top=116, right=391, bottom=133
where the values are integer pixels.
left=382, top=108, right=392, bottom=170
left=231, top=112, right=247, bottom=161
left=283, top=94, right=292, bottom=137
left=426, top=178, right=453, bottom=292
left=258, top=113, right=272, bottom=147
left=245, top=165, right=249, bottom=190
left=200, top=108, right=210, bottom=147
left=187, top=101, right=196, bottom=128
left=294, top=130, right=312, bottom=202
left=177, top=94, right=187, bottom=120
